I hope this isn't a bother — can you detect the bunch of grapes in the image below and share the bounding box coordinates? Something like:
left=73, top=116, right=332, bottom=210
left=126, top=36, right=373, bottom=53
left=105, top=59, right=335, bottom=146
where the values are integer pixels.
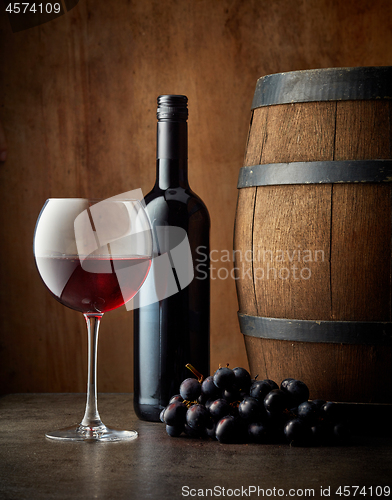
left=160, top=364, right=351, bottom=446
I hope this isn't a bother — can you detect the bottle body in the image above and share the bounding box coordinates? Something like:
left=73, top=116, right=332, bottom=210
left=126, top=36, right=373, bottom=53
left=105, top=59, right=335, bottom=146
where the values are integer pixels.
left=133, top=96, right=210, bottom=421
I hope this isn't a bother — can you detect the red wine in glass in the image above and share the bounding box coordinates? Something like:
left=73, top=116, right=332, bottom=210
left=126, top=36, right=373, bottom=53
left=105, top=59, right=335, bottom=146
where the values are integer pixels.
left=36, top=255, right=151, bottom=313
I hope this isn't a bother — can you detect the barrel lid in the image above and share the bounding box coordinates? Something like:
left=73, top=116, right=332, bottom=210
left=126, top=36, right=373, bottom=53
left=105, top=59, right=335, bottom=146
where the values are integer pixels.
left=252, top=66, right=392, bottom=109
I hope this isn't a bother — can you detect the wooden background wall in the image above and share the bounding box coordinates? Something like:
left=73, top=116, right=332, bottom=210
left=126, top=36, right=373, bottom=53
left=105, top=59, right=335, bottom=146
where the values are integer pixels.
left=1, top=0, right=392, bottom=393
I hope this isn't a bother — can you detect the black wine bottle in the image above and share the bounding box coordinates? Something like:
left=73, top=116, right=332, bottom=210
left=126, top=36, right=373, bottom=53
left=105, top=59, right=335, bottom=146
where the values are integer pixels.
left=133, top=95, right=210, bottom=422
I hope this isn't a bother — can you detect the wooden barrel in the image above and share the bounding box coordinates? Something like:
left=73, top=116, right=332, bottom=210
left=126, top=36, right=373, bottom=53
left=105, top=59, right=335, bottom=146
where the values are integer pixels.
left=234, top=67, right=392, bottom=404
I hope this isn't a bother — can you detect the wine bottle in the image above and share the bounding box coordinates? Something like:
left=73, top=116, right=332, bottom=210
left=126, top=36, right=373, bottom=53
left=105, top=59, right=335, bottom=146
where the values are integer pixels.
left=133, top=95, right=210, bottom=421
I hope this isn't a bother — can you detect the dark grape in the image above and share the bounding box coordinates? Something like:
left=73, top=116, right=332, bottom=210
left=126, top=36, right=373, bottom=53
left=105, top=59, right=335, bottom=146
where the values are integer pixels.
left=184, top=423, right=204, bottom=438
left=208, top=398, right=232, bottom=422
left=198, top=393, right=208, bottom=405
left=186, top=404, right=213, bottom=431
left=238, top=396, right=264, bottom=422
left=297, top=401, right=319, bottom=426
left=180, top=378, right=201, bottom=401
left=250, top=379, right=278, bottom=401
left=163, top=401, right=187, bottom=427
left=232, top=367, right=251, bottom=392
left=284, top=379, right=310, bottom=406
left=215, top=416, right=240, bottom=443
left=213, top=367, right=235, bottom=391
left=159, top=408, right=166, bottom=423
left=266, top=379, right=279, bottom=390
left=166, top=424, right=183, bottom=437
left=248, top=422, right=271, bottom=444
left=280, top=377, right=295, bottom=392
left=264, top=389, right=289, bottom=415
left=169, top=394, right=183, bottom=404
left=201, top=376, right=221, bottom=399
left=284, top=418, right=312, bottom=446
left=333, top=422, right=351, bottom=444
left=320, top=402, right=342, bottom=424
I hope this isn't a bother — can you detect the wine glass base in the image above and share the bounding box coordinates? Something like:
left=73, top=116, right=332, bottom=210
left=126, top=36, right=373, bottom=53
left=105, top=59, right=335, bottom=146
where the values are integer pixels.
left=45, top=424, right=138, bottom=442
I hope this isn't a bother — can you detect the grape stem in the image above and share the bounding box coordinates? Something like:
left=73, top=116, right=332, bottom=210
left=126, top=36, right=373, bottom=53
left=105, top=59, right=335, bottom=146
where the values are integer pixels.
left=185, top=363, right=204, bottom=383
left=183, top=399, right=197, bottom=408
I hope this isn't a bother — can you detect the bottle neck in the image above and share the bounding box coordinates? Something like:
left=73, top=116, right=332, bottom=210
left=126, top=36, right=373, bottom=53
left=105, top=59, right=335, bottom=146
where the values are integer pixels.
left=156, top=120, right=189, bottom=190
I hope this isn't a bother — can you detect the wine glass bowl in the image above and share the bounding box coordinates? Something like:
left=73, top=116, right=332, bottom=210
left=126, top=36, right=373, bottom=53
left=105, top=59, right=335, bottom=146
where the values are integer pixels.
left=34, top=198, right=152, bottom=441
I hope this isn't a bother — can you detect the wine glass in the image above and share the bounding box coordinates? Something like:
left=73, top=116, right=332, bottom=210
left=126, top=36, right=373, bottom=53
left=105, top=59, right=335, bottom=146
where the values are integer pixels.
left=33, top=197, right=153, bottom=441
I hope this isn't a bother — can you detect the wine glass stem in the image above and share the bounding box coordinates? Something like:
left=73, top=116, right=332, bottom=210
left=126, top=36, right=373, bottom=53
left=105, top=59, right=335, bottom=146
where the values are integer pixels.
left=81, top=313, right=104, bottom=428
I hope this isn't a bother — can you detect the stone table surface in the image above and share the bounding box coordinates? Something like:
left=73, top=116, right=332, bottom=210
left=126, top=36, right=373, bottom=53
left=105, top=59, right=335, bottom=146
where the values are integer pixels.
left=0, top=393, right=391, bottom=500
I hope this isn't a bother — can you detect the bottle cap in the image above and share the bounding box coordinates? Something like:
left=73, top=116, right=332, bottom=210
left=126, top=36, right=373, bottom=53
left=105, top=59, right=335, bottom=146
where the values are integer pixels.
left=157, top=95, right=188, bottom=121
